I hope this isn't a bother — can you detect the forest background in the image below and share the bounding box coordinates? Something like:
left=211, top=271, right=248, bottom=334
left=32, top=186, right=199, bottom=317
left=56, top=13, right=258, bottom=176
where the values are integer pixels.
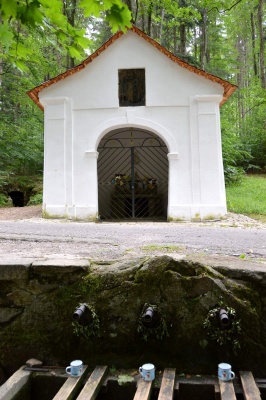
left=0, top=0, right=265, bottom=205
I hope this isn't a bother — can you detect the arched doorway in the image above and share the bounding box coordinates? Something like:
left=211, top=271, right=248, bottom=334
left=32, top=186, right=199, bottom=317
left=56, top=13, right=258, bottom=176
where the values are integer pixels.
left=97, top=128, right=168, bottom=220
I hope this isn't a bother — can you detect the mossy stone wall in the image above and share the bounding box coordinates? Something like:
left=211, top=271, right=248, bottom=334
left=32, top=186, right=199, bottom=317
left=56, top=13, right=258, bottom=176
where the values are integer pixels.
left=0, top=255, right=266, bottom=382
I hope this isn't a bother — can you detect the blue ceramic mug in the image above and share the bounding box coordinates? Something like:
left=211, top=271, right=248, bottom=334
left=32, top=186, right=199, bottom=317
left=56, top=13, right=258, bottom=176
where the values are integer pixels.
left=218, top=363, right=235, bottom=381
left=66, top=360, right=83, bottom=377
left=139, top=363, right=155, bottom=381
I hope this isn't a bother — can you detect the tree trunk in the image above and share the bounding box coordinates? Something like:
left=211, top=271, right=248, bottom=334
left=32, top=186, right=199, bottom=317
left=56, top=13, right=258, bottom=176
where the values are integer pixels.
left=133, top=0, right=139, bottom=24
left=147, top=2, right=153, bottom=36
left=173, top=26, right=178, bottom=55
left=124, top=0, right=132, bottom=13
left=179, top=23, right=186, bottom=55
left=236, top=34, right=246, bottom=127
left=63, top=0, right=77, bottom=69
left=199, top=8, right=208, bottom=70
left=258, top=0, right=265, bottom=88
left=158, top=8, right=165, bottom=43
left=250, top=12, right=258, bottom=77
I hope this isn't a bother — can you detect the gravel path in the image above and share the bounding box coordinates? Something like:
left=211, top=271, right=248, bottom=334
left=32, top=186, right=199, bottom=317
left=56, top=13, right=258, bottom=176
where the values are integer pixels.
left=0, top=206, right=266, bottom=261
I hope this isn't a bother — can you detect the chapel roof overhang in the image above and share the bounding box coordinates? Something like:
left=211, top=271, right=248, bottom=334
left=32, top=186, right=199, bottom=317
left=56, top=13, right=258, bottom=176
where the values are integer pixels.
left=27, top=25, right=237, bottom=111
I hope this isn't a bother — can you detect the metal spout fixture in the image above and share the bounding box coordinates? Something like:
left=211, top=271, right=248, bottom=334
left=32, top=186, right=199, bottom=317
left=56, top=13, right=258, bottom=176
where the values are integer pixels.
left=141, top=305, right=160, bottom=328
left=142, top=306, right=154, bottom=324
left=219, top=308, right=230, bottom=327
left=73, top=304, right=87, bottom=321
left=73, top=304, right=92, bottom=326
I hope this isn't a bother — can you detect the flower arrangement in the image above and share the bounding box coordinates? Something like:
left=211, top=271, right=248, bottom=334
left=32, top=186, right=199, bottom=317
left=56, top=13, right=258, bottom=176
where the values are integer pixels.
left=111, top=174, right=130, bottom=186
left=142, top=177, right=157, bottom=189
left=111, top=174, right=157, bottom=189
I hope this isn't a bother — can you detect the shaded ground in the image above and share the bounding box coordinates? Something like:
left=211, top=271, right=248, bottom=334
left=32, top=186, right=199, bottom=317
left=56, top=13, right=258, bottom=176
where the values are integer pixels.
left=0, top=205, right=42, bottom=220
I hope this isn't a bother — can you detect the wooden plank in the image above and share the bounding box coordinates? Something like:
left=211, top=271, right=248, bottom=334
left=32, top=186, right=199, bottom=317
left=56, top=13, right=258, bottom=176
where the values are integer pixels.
left=214, top=384, right=221, bottom=400
left=76, top=365, right=108, bottom=400
left=0, top=366, right=32, bottom=400
left=158, top=368, right=176, bottom=400
left=133, top=378, right=153, bottom=400
left=239, top=371, right=262, bottom=400
left=52, top=365, right=88, bottom=400
left=219, top=379, right=237, bottom=400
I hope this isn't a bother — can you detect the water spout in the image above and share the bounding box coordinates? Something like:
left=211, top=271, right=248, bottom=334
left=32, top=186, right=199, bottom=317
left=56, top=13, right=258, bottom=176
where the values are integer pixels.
left=142, top=306, right=154, bottom=325
left=73, top=304, right=93, bottom=326
left=219, top=308, right=230, bottom=327
left=73, top=304, right=87, bottom=321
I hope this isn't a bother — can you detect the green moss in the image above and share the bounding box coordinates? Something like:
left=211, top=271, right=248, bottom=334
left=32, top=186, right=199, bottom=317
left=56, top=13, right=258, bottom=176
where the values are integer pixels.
left=203, top=214, right=217, bottom=220
left=117, top=375, right=135, bottom=385
left=80, top=273, right=105, bottom=296
left=42, top=211, right=66, bottom=219
left=53, top=281, right=81, bottom=307
left=192, top=213, right=201, bottom=222
left=167, top=216, right=185, bottom=222
left=0, top=320, right=48, bottom=362
left=53, top=273, right=105, bottom=309
left=141, top=244, right=183, bottom=252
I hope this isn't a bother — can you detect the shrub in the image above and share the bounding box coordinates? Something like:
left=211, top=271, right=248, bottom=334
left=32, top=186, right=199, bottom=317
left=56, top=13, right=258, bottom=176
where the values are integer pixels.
left=0, top=194, right=9, bottom=207
left=28, top=193, right=42, bottom=205
left=224, top=166, right=244, bottom=186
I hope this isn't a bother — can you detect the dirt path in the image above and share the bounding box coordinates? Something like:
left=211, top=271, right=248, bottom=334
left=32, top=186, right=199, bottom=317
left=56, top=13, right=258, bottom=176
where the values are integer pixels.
left=0, top=205, right=42, bottom=220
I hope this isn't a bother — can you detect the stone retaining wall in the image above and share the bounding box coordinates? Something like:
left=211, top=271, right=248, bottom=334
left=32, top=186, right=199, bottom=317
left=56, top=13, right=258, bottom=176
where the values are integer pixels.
left=0, top=255, right=266, bottom=382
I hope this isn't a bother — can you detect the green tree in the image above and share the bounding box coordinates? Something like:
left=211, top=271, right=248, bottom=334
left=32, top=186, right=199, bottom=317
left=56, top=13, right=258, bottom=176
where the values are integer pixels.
left=0, top=0, right=132, bottom=70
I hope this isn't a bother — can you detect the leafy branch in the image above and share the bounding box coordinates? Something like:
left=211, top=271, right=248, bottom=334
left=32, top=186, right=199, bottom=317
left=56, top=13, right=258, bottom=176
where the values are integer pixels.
left=72, top=303, right=100, bottom=339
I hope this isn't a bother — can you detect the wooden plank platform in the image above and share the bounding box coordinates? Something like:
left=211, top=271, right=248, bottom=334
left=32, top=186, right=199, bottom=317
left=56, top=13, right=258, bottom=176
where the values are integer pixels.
left=1, top=364, right=263, bottom=400
left=133, top=378, right=153, bottom=400
left=158, top=368, right=176, bottom=400
left=76, top=365, right=108, bottom=400
left=219, top=379, right=237, bottom=400
left=52, top=365, right=88, bottom=400
left=240, top=371, right=262, bottom=400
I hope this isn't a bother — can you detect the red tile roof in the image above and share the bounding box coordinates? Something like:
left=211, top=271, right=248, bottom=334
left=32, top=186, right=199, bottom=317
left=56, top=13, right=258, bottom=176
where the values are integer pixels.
left=27, top=25, right=237, bottom=110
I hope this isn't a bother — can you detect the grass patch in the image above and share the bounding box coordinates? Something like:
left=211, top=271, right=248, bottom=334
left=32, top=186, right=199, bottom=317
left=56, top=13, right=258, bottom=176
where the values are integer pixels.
left=226, top=175, right=266, bottom=218
left=141, top=244, right=183, bottom=252
left=248, top=214, right=266, bottom=223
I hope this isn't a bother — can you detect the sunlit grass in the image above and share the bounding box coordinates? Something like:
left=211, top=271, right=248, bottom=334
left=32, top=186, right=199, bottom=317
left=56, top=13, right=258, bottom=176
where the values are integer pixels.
left=226, top=175, right=266, bottom=220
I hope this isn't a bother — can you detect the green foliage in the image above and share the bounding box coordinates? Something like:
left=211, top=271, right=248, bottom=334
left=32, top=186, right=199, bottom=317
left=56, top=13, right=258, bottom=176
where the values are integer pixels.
left=72, top=303, right=100, bottom=339
left=1, top=0, right=266, bottom=197
left=0, top=193, right=9, bottom=206
left=117, top=374, right=134, bottom=385
left=28, top=193, right=42, bottom=205
left=80, top=0, right=131, bottom=32
left=0, top=0, right=131, bottom=69
left=0, top=30, right=48, bottom=179
left=224, top=166, right=244, bottom=186
left=226, top=175, right=266, bottom=215
left=221, top=102, right=252, bottom=185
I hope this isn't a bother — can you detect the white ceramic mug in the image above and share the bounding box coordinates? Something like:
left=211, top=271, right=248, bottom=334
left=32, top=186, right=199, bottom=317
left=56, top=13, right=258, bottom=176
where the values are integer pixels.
left=218, top=363, right=235, bottom=381
left=139, top=363, right=155, bottom=381
left=66, top=360, right=83, bottom=377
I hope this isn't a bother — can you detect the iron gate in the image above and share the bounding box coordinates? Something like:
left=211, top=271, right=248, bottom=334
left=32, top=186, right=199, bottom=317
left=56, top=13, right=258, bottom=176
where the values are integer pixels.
left=98, top=129, right=168, bottom=220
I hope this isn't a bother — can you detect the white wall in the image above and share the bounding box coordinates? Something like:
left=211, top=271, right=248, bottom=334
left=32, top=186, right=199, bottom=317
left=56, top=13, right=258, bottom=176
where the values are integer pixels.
left=39, top=30, right=227, bottom=221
